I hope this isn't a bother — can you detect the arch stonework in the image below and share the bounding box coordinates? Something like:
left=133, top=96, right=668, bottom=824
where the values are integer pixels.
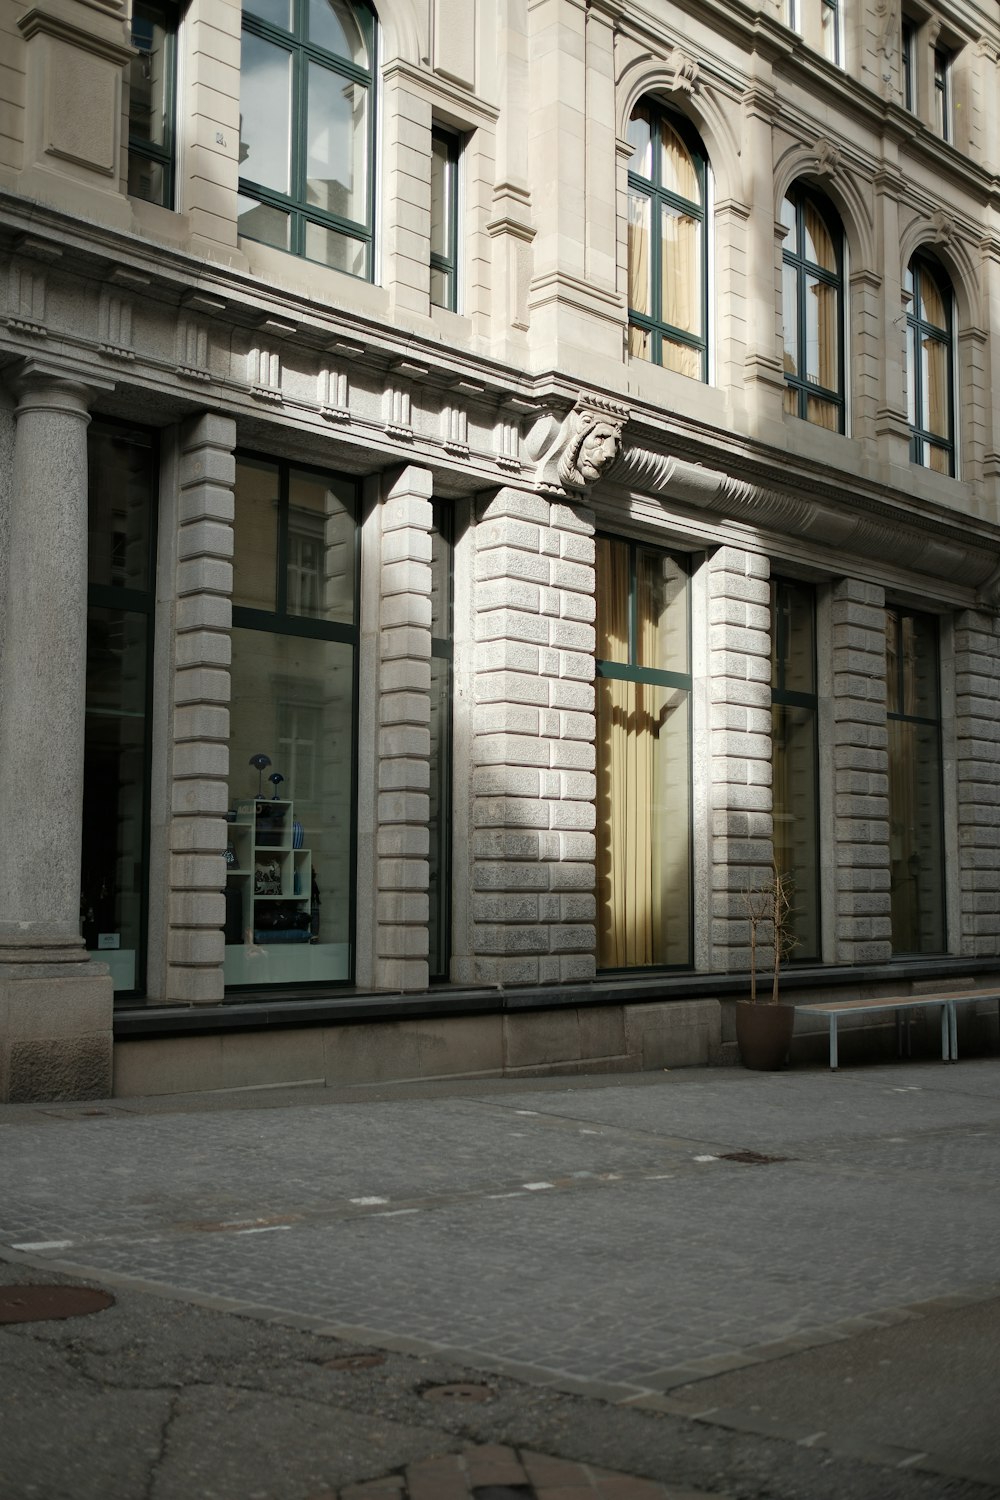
left=616, top=55, right=743, bottom=204
left=773, top=143, right=876, bottom=271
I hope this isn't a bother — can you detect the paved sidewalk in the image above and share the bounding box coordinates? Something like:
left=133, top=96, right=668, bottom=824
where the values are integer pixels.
left=2, top=1060, right=999, bottom=1499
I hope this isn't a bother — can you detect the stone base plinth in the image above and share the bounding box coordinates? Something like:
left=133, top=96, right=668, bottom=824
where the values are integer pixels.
left=0, top=959, right=114, bottom=1102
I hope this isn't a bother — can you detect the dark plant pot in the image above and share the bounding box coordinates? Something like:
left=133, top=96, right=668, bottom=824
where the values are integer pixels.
left=735, top=1001, right=796, bottom=1071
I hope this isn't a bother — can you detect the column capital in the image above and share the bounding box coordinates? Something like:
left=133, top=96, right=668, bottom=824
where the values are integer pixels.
left=8, top=356, right=115, bottom=416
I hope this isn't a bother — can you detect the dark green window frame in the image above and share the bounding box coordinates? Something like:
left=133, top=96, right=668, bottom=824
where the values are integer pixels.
left=230, top=450, right=362, bottom=988
left=128, top=0, right=178, bottom=209
left=886, top=605, right=946, bottom=956
left=595, top=536, right=694, bottom=972
left=906, top=252, right=955, bottom=476
left=782, top=185, right=845, bottom=432
left=238, top=0, right=376, bottom=277
left=85, top=420, right=160, bottom=1000
left=770, top=577, right=820, bottom=961
left=430, top=126, right=460, bottom=312
left=626, top=103, right=709, bottom=381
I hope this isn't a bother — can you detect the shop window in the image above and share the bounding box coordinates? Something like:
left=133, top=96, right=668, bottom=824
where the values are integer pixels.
left=428, top=506, right=453, bottom=979
left=430, top=127, right=460, bottom=311
left=781, top=184, right=844, bottom=433
left=595, top=538, right=692, bottom=969
left=626, top=100, right=708, bottom=381
left=771, top=578, right=820, bottom=961
left=905, top=252, right=954, bottom=475
left=887, top=607, right=945, bottom=954
left=128, top=0, right=177, bottom=208
left=83, top=423, right=159, bottom=996
left=238, top=0, right=376, bottom=278
left=224, top=455, right=359, bottom=988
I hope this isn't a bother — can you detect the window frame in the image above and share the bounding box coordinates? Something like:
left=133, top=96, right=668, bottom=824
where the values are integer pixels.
left=905, top=251, right=955, bottom=476
left=770, top=577, right=821, bottom=963
left=820, top=0, right=841, bottom=65
left=901, top=18, right=916, bottom=111
left=430, top=126, right=460, bottom=313
left=934, top=46, right=952, bottom=141
left=238, top=0, right=377, bottom=278
left=626, top=101, right=709, bottom=382
left=228, top=449, right=362, bottom=991
left=127, top=0, right=178, bottom=210
left=781, top=184, right=846, bottom=433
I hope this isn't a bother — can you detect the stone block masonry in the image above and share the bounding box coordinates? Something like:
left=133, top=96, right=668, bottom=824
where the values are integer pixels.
left=954, top=609, right=1000, bottom=955
left=459, top=487, right=598, bottom=987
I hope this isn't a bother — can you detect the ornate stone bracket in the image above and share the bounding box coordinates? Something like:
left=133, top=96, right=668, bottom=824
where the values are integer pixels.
left=526, top=392, right=631, bottom=494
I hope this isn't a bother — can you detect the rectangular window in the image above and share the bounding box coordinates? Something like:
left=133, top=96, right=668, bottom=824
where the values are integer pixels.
left=430, top=127, right=460, bottom=311
left=901, top=20, right=916, bottom=111
left=887, top=607, right=945, bottom=955
left=771, top=579, right=820, bottom=961
left=428, top=506, right=453, bottom=979
left=224, top=456, right=359, bottom=988
left=128, top=0, right=177, bottom=208
left=934, top=48, right=952, bottom=141
left=595, top=538, right=692, bottom=969
left=83, top=423, right=159, bottom=995
left=820, top=0, right=840, bottom=65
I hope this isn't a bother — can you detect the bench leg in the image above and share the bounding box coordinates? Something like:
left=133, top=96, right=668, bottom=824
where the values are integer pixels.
left=830, top=1015, right=838, bottom=1071
left=949, top=1002, right=958, bottom=1061
left=940, top=1003, right=949, bottom=1062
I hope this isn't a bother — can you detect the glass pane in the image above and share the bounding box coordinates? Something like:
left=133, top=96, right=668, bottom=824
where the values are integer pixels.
left=595, top=537, right=629, bottom=664
left=307, top=66, right=368, bottom=224
left=303, top=221, right=368, bottom=276
left=129, top=4, right=170, bottom=148
left=596, top=678, right=691, bottom=967
left=83, top=607, right=150, bottom=992
left=660, top=121, right=700, bottom=203
left=628, top=324, right=653, bottom=361
left=820, top=0, right=838, bottom=63
left=805, top=394, right=839, bottom=430
left=626, top=103, right=652, bottom=179
left=233, top=457, right=279, bottom=612
left=88, top=426, right=155, bottom=591
left=627, top=192, right=652, bottom=317
left=779, top=194, right=797, bottom=253
left=428, top=655, right=451, bottom=979
left=237, top=195, right=291, bottom=252
left=928, top=443, right=951, bottom=474
left=430, top=265, right=453, bottom=309
left=889, top=719, right=944, bottom=953
left=771, top=703, right=819, bottom=960
left=906, top=323, right=917, bottom=426
left=308, top=0, right=370, bottom=64
left=662, top=338, right=702, bottom=379
left=782, top=262, right=799, bottom=378
left=128, top=154, right=167, bottom=206
left=919, top=267, right=947, bottom=331
left=430, top=133, right=453, bottom=259
left=243, top=0, right=292, bottom=28
left=286, top=469, right=356, bottom=623
left=886, top=610, right=900, bottom=715
left=225, top=630, right=355, bottom=985
left=900, top=612, right=939, bottom=718
left=239, top=34, right=292, bottom=193
left=805, top=274, right=838, bottom=390
left=636, top=549, right=688, bottom=672
left=661, top=205, right=701, bottom=335
left=802, top=200, right=836, bottom=273
left=771, top=579, right=815, bottom=695
left=430, top=523, right=451, bottom=639
left=921, top=333, right=949, bottom=439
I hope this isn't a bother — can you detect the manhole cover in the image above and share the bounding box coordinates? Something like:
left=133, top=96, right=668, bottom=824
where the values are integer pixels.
left=719, top=1150, right=791, bottom=1165
left=321, top=1353, right=386, bottom=1371
left=422, top=1382, right=494, bottom=1403
left=0, top=1285, right=115, bottom=1324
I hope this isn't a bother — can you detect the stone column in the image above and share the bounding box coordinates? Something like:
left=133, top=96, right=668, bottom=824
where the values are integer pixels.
left=830, top=578, right=891, bottom=964
left=457, top=485, right=597, bottom=987
left=954, top=609, right=1000, bottom=955
left=0, top=366, right=114, bottom=1101
left=375, top=466, right=434, bottom=990
left=706, top=547, right=773, bottom=973
left=165, top=413, right=236, bottom=1004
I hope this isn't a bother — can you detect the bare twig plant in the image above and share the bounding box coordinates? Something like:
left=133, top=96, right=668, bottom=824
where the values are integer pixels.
left=741, top=863, right=798, bottom=1004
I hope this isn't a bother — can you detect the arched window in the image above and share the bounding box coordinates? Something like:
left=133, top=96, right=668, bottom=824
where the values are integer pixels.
left=781, top=185, right=844, bottom=432
left=626, top=100, right=708, bottom=381
left=238, top=0, right=376, bottom=279
left=905, top=253, right=954, bottom=475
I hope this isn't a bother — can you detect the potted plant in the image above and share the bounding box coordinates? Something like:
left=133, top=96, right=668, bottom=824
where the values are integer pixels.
left=735, top=864, right=798, bottom=1070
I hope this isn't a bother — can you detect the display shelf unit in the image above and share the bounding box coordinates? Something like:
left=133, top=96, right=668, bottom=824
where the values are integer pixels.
left=225, top=798, right=313, bottom=944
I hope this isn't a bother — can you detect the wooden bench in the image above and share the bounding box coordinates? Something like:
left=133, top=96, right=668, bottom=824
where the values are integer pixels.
left=797, top=989, right=1000, bottom=1071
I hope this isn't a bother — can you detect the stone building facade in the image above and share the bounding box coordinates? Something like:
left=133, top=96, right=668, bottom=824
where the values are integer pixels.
left=2, top=0, right=1000, bottom=1100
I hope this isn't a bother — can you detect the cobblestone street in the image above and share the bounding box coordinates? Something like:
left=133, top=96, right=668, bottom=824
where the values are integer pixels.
left=2, top=1061, right=999, bottom=1498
